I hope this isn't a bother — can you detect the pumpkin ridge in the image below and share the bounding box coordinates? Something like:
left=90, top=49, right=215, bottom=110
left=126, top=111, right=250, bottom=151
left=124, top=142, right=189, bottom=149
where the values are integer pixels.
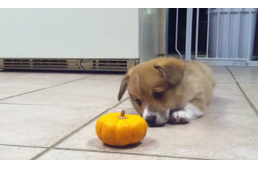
left=116, top=117, right=132, bottom=146
left=111, top=115, right=120, bottom=146
left=113, top=117, right=118, bottom=146
left=123, top=118, right=133, bottom=145
left=97, top=116, right=107, bottom=142
left=95, top=115, right=105, bottom=141
left=125, top=118, right=138, bottom=145
left=100, top=114, right=119, bottom=146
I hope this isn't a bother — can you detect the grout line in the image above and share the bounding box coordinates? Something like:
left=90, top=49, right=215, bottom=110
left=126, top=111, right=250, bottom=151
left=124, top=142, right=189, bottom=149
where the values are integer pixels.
left=215, top=82, right=236, bottom=83
left=0, top=88, right=46, bottom=101
left=206, top=111, right=254, bottom=115
left=0, top=74, right=94, bottom=101
left=53, top=147, right=212, bottom=160
left=0, top=102, right=131, bottom=110
left=31, top=97, right=129, bottom=160
left=41, top=74, right=95, bottom=89
left=214, top=93, right=243, bottom=96
left=2, top=74, right=27, bottom=79
left=0, top=102, right=68, bottom=107
left=0, top=144, right=48, bottom=149
left=226, top=67, right=258, bottom=117
left=0, top=102, right=93, bottom=108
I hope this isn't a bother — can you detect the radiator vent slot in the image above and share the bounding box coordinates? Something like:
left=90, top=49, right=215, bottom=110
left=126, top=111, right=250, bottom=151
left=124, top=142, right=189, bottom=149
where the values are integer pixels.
left=32, top=59, right=68, bottom=68
left=0, top=58, right=138, bottom=72
left=91, top=60, right=128, bottom=71
left=2, top=59, right=79, bottom=70
left=4, top=59, right=31, bottom=68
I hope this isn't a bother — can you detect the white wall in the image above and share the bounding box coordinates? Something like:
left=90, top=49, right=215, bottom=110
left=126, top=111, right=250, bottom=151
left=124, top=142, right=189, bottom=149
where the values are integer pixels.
left=0, top=9, right=139, bottom=59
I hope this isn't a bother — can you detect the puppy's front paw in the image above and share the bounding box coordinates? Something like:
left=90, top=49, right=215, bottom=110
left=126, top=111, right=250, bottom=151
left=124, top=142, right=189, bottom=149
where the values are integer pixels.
left=168, top=103, right=204, bottom=124
left=168, top=109, right=191, bottom=124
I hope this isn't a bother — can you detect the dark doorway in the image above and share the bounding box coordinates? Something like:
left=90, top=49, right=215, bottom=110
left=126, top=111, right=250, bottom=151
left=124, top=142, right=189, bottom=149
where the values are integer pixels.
left=167, top=8, right=209, bottom=56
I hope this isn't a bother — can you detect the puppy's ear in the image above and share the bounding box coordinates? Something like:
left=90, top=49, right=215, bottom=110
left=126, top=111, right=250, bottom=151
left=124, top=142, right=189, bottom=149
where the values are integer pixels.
left=118, top=74, right=129, bottom=101
left=118, top=69, right=133, bottom=101
left=154, top=58, right=185, bottom=86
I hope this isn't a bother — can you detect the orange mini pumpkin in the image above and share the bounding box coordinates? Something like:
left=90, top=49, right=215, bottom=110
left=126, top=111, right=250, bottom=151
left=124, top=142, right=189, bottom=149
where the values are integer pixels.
left=95, top=110, right=148, bottom=146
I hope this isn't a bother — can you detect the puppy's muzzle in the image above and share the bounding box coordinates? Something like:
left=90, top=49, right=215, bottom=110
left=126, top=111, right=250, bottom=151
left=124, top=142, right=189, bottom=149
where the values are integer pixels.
left=145, top=115, right=156, bottom=126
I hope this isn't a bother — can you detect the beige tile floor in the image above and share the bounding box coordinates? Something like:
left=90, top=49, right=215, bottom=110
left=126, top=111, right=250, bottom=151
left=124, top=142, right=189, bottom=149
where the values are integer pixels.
left=0, top=66, right=258, bottom=160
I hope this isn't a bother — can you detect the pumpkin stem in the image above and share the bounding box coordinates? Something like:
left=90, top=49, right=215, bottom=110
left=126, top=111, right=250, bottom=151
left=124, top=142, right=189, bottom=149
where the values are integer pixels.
left=120, top=110, right=126, bottom=119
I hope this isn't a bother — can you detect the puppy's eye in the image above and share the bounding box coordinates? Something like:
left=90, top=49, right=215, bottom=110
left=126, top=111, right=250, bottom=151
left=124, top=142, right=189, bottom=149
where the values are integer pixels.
left=154, top=92, right=164, bottom=99
left=135, top=99, right=142, bottom=106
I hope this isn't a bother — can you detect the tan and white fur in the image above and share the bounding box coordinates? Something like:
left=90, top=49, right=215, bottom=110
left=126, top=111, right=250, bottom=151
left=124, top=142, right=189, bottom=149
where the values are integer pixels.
left=118, top=57, right=215, bottom=127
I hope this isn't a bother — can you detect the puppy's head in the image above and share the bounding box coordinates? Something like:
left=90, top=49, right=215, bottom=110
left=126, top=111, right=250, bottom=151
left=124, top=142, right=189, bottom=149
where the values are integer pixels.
left=118, top=57, right=186, bottom=127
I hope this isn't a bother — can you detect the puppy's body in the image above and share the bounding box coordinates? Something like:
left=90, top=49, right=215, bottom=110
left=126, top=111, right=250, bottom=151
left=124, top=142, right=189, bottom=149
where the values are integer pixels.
left=178, top=60, right=215, bottom=111
left=118, top=57, right=215, bottom=127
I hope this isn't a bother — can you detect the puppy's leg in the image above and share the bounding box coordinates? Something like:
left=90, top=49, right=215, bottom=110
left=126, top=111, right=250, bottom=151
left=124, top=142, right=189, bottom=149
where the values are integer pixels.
left=169, top=94, right=205, bottom=124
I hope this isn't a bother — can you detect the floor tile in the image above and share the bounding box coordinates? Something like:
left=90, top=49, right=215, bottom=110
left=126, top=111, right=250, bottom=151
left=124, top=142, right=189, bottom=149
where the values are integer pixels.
left=0, top=104, right=107, bottom=147
left=209, top=66, right=235, bottom=83
left=0, top=86, right=40, bottom=100
left=0, top=145, right=45, bottom=160
left=248, top=96, right=258, bottom=110
left=208, top=94, right=255, bottom=115
left=228, top=67, right=258, bottom=75
left=0, top=72, right=92, bottom=100
left=86, top=74, right=124, bottom=81
left=57, top=108, right=258, bottom=160
left=0, top=79, right=128, bottom=107
left=213, top=74, right=235, bottom=83
left=116, top=99, right=133, bottom=109
left=239, top=84, right=258, bottom=96
left=209, top=66, right=228, bottom=73
left=213, top=83, right=242, bottom=95
left=233, top=74, right=258, bottom=84
left=1, top=72, right=92, bottom=88
left=109, top=108, right=139, bottom=115
left=0, top=71, right=27, bottom=80
left=38, top=149, right=181, bottom=160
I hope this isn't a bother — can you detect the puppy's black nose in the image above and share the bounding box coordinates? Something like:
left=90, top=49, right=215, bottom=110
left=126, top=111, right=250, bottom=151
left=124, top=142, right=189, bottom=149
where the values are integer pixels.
left=145, top=115, right=156, bottom=125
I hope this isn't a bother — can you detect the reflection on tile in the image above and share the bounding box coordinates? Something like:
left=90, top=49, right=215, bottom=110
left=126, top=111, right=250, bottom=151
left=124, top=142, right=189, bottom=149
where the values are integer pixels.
left=0, top=71, right=27, bottom=80
left=1, top=72, right=92, bottom=88
left=0, top=72, right=92, bottom=100
left=248, top=96, right=258, bottom=110
left=0, top=104, right=106, bottom=147
left=87, top=74, right=124, bottom=81
left=214, top=83, right=242, bottom=95
left=0, top=145, right=44, bottom=160
left=239, top=84, right=258, bottom=96
left=116, top=99, right=133, bottom=109
left=214, top=74, right=235, bottom=83
left=210, top=66, right=230, bottom=74
left=39, top=149, right=180, bottom=160
left=208, top=94, right=255, bottom=114
left=228, top=67, right=258, bottom=75
left=234, top=74, right=258, bottom=84
left=0, top=86, right=40, bottom=100
left=0, top=79, right=128, bottom=107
